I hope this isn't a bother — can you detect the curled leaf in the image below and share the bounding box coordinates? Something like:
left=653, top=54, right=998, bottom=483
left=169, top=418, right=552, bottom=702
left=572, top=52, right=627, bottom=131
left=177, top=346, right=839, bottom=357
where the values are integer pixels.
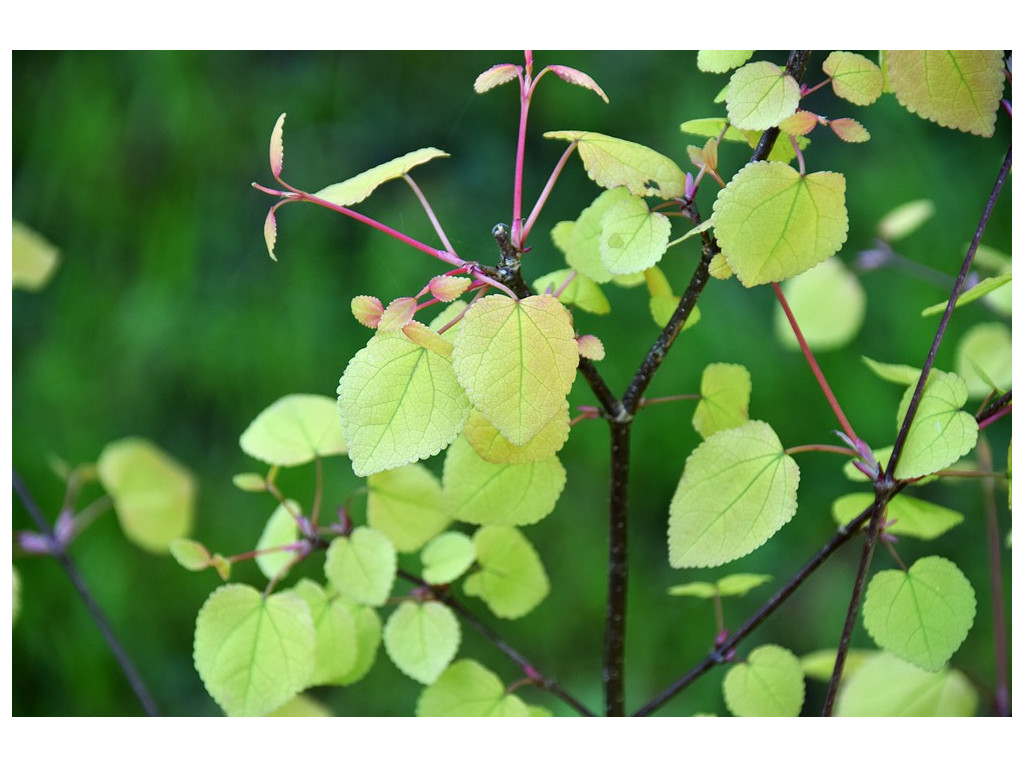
left=548, top=65, right=609, bottom=103
left=263, top=207, right=277, bottom=261
left=269, top=112, right=286, bottom=178
left=474, top=64, right=521, bottom=94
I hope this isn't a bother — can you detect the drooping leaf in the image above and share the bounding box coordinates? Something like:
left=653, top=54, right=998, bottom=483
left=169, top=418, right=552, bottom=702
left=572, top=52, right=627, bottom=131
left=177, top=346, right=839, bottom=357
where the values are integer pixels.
left=255, top=502, right=301, bottom=580
left=474, top=63, right=521, bottom=94
left=263, top=208, right=278, bottom=261
left=722, top=644, right=805, bottom=717
left=367, top=463, right=449, bottom=553
left=876, top=199, right=935, bottom=242
left=726, top=61, right=801, bottom=131
left=886, top=50, right=1005, bottom=137
left=894, top=371, right=979, bottom=479
left=533, top=269, right=611, bottom=315
left=836, top=652, right=978, bottom=716
left=291, top=578, right=359, bottom=686
left=778, top=110, right=820, bottom=136
left=829, top=118, right=871, bottom=143
left=696, top=50, right=754, bottom=74
left=712, top=161, right=849, bottom=287
left=832, top=493, right=964, bottom=540
left=193, top=584, right=315, bottom=717
left=462, top=405, right=570, bottom=465
left=679, top=117, right=749, bottom=143
left=863, top=556, right=976, bottom=672
left=862, top=356, right=921, bottom=386
left=12, top=220, right=60, bottom=291
left=240, top=393, right=347, bottom=467
left=421, top=531, right=476, bottom=585
left=597, top=193, right=671, bottom=274
left=544, top=131, right=688, bottom=198
left=692, top=362, right=751, bottom=438
left=269, top=112, right=285, bottom=177
left=416, top=659, right=529, bottom=717
left=668, top=421, right=800, bottom=568
left=823, top=52, right=884, bottom=106
left=451, top=295, right=577, bottom=446
left=338, top=328, right=470, bottom=476
left=324, top=526, right=397, bottom=607
left=464, top=526, right=550, bottom=619
left=96, top=437, right=195, bottom=554
left=313, top=148, right=449, bottom=207
left=428, top=275, right=472, bottom=303
left=548, top=65, right=609, bottom=103
left=955, top=322, right=1011, bottom=398
left=922, top=273, right=1012, bottom=316
left=384, top=601, right=460, bottom=684
left=774, top=257, right=865, bottom=351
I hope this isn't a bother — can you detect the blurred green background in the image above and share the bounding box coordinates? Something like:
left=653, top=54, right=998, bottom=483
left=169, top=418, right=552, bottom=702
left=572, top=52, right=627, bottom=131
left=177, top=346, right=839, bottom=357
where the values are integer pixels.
left=12, top=51, right=1011, bottom=716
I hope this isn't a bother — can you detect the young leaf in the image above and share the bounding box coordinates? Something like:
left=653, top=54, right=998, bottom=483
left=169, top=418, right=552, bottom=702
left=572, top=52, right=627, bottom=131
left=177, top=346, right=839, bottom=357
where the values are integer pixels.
left=558, top=187, right=634, bottom=283
left=726, top=61, right=801, bottom=131
left=722, top=644, right=805, bottom=717
left=955, top=322, right=1011, bottom=398
left=548, top=65, right=609, bottom=103
left=429, top=275, right=471, bottom=303
left=576, top=334, right=605, bottom=361
left=462, top=405, right=570, bottom=465
left=324, top=526, right=397, bottom=607
left=232, top=472, right=267, bottom=492
left=367, top=463, right=449, bottom=553
left=921, top=273, right=1011, bottom=317
left=829, top=118, right=871, bottom=143
left=240, top=393, right=347, bottom=467
left=313, top=148, right=449, bottom=207
left=886, top=50, right=1005, bottom=137
left=822, top=52, right=884, bottom=106
left=692, top=362, right=752, bottom=438
left=96, top=437, right=195, bottom=554
left=667, top=581, right=718, bottom=599
left=533, top=269, right=611, bottom=315
left=876, top=199, right=934, bottom=242
left=291, top=578, right=359, bottom=685
left=679, top=117, right=749, bottom=144
left=716, top=573, right=772, bottom=597
left=544, top=131, right=688, bottom=199
left=696, top=50, right=754, bottom=74
left=269, top=112, right=286, bottom=178
left=323, top=595, right=382, bottom=686
left=712, top=162, right=849, bottom=287
left=377, top=296, right=418, bottom=333
left=894, top=371, right=979, bottom=479
left=464, top=526, right=550, bottom=619
left=384, top=601, right=460, bottom=685
left=773, top=257, right=865, bottom=352
left=599, top=193, right=672, bottom=274
left=474, top=63, right=521, bottom=94
left=255, top=502, right=301, bottom=580
left=338, top=329, right=470, bottom=476
left=263, top=208, right=278, bottom=261
left=351, top=295, right=384, bottom=329
left=778, top=110, right=820, bottom=137
left=13, top=220, right=60, bottom=291
left=452, top=295, right=577, bottom=446
left=800, top=648, right=872, bottom=683
left=861, top=356, right=921, bottom=386
left=193, top=584, right=315, bottom=717
left=832, top=492, right=964, bottom=540
left=169, top=538, right=213, bottom=572
left=416, top=658, right=529, bottom=717
left=835, top=652, right=978, bottom=716
left=442, top=435, right=566, bottom=526
left=421, top=531, right=476, bottom=585
left=669, top=421, right=800, bottom=568
left=863, top=556, right=977, bottom=672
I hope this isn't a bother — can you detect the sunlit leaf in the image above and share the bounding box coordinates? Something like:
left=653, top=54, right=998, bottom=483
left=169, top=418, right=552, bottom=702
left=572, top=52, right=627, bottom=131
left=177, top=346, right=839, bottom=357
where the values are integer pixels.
left=922, top=273, right=1011, bottom=317
left=533, top=269, right=611, bottom=315
left=462, top=405, right=570, bottom=465
left=836, top=652, right=978, bottom=716
left=679, top=117, right=749, bottom=143
left=255, top=502, right=301, bottom=580
left=377, top=296, right=417, bottom=333
left=429, top=275, right=471, bottom=303
left=416, top=659, right=529, bottom=717
left=269, top=113, right=285, bottom=177
left=324, top=526, right=397, bottom=607
left=726, top=61, right=801, bottom=131
left=368, top=463, right=449, bottom=553
left=263, top=208, right=277, bottom=261
left=421, top=531, right=476, bottom=585
left=266, top=693, right=332, bottom=717
left=291, top=578, right=359, bottom=685
left=697, top=50, right=754, bottom=74
left=774, top=258, right=865, bottom=351
left=464, top=526, right=549, bottom=619
left=351, top=295, right=384, bottom=329
left=823, top=52, right=883, bottom=106
left=558, top=188, right=634, bottom=283
left=829, top=118, right=871, bottom=143
left=862, top=356, right=921, bottom=386
left=669, top=573, right=771, bottom=599
left=170, top=538, right=213, bottom=572
left=384, top=601, right=460, bottom=684
left=474, top=63, right=521, bottom=93
left=599, top=193, right=671, bottom=274
left=667, top=581, right=718, bottom=599
left=955, top=322, right=1011, bottom=398
left=548, top=65, right=609, bottom=103
left=876, top=199, right=935, bottom=242
left=800, top=648, right=872, bottom=683
left=544, top=131, right=688, bottom=198
left=778, top=110, right=819, bottom=137
left=13, top=220, right=60, bottom=291
left=240, top=393, right=347, bottom=467
left=692, top=362, right=751, bottom=438
left=723, top=644, right=805, bottom=716
left=576, top=334, right=605, bottom=361
left=314, top=148, right=449, bottom=207
left=832, top=492, right=964, bottom=540
left=894, top=371, right=978, bottom=479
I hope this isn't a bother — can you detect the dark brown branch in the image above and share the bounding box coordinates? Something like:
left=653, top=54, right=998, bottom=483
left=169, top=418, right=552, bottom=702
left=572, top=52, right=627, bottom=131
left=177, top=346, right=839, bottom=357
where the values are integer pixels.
left=603, top=421, right=631, bottom=716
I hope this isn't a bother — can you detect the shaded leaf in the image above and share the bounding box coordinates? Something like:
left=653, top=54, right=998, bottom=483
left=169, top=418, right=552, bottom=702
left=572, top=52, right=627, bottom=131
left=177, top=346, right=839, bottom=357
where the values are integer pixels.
left=955, top=322, right=1011, bottom=398
left=877, top=199, right=934, bottom=242
left=240, top=393, right=347, bottom=467
left=421, top=531, right=476, bottom=585
left=464, top=526, right=549, bottom=619
left=291, top=578, right=359, bottom=685
left=599, top=193, right=671, bottom=274
left=384, top=601, right=460, bottom=684
left=774, top=257, right=865, bottom=351
left=922, top=273, right=1011, bottom=317
left=533, top=268, right=611, bottom=315
left=324, top=526, right=397, bottom=607
left=462, top=405, right=570, bottom=465
left=13, top=220, right=60, bottom=291
left=692, top=362, right=751, bottom=438
left=836, top=652, right=978, bottom=716
left=894, top=371, right=978, bottom=479
left=832, top=492, right=964, bottom=540
left=416, top=659, right=529, bottom=717
left=368, top=463, right=449, bottom=553
left=723, top=644, right=805, bottom=716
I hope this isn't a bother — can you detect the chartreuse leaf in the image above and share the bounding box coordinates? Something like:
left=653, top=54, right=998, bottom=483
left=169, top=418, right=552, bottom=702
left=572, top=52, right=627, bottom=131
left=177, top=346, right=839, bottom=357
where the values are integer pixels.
left=12, top=220, right=60, bottom=291
left=255, top=502, right=301, bottom=580
left=464, top=526, right=550, bottom=619
left=697, top=50, right=754, bottom=73
left=832, top=493, right=963, bottom=540
left=599, top=194, right=671, bottom=274
left=544, top=131, right=688, bottom=198
left=452, top=295, right=577, bottom=446
left=726, top=61, right=801, bottom=131
left=442, top=435, right=566, bottom=526
left=416, top=659, right=529, bottom=717
left=170, top=539, right=214, bottom=572
left=712, top=162, right=848, bottom=287
left=556, top=188, right=637, bottom=284
left=193, top=584, right=315, bottom=717
left=923, top=273, right=1012, bottom=316
left=894, top=371, right=978, bottom=479
left=692, top=362, right=751, bottom=438
left=862, top=356, right=921, bottom=386
left=645, top=265, right=700, bottom=329
left=96, top=437, right=195, bottom=554
left=669, top=421, right=800, bottom=568
left=973, top=245, right=1012, bottom=315
left=800, top=648, right=872, bottom=683
left=723, top=644, right=805, bottom=717
left=266, top=693, right=332, bottom=717
left=679, top=117, right=749, bottom=144
left=533, top=269, right=611, bottom=315
left=956, top=322, right=1011, bottom=398
left=232, top=472, right=267, bottom=492
left=325, top=526, right=397, bottom=607
left=462, top=405, right=570, bottom=465
left=240, top=393, right=347, bottom=467
left=421, top=532, right=476, bottom=585
left=384, top=601, right=460, bottom=684
left=877, top=199, right=934, bottom=242
left=669, top=573, right=771, bottom=599
left=313, top=148, right=449, bottom=207
left=822, top=52, right=883, bottom=106
left=886, top=50, right=1005, bottom=137
left=367, top=463, right=449, bottom=553
left=863, top=556, right=976, bottom=672
left=774, top=258, right=865, bottom=351
left=338, top=328, right=470, bottom=476
left=291, top=578, right=359, bottom=686
left=327, top=596, right=381, bottom=686
left=667, top=581, right=717, bottom=599
left=836, top=652, right=978, bottom=716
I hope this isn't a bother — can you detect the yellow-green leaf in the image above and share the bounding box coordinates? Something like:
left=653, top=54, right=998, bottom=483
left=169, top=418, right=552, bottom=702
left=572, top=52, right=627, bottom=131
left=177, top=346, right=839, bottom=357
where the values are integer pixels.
left=314, top=148, right=449, bottom=207
left=823, top=52, right=883, bottom=106
left=421, top=531, right=476, bottom=585
left=697, top=51, right=754, bottom=74
left=832, top=492, right=964, bottom=540
left=462, top=406, right=570, bottom=465
left=894, top=371, right=978, bottom=479
left=384, top=601, right=460, bottom=684
left=723, top=644, right=805, bottom=716
left=464, top=526, right=549, bottom=619
left=367, top=463, right=449, bottom=553
left=240, top=393, right=347, bottom=467
left=955, top=322, right=1011, bottom=398
left=12, top=220, right=60, bottom=291
left=291, top=578, right=359, bottom=686
left=836, top=652, right=978, bottom=716
left=922, top=273, right=1011, bottom=317
left=692, top=362, right=751, bottom=438
left=324, top=526, right=397, bottom=607
left=416, top=658, right=529, bottom=717
left=726, top=61, right=801, bottom=131
left=255, top=502, right=301, bottom=580
left=533, top=269, right=611, bottom=315
left=544, top=131, right=688, bottom=198
left=877, top=199, right=934, bottom=242
left=599, top=193, right=671, bottom=274
left=774, top=258, right=865, bottom=351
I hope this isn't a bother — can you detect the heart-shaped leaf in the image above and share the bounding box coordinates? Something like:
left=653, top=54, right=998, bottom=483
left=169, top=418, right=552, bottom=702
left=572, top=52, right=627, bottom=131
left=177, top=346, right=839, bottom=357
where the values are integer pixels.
left=240, top=393, right=347, bottom=467
left=835, top=652, right=978, bottom=716
left=726, top=61, right=801, bottom=130
left=464, top=526, right=549, bottom=619
left=384, top=601, right=460, bottom=684
left=544, top=131, right=688, bottom=198
left=324, top=526, right=397, bottom=607
left=416, top=658, right=529, bottom=717
left=894, top=371, right=978, bottom=479
left=723, top=644, right=805, bottom=716
left=367, top=463, right=449, bottom=553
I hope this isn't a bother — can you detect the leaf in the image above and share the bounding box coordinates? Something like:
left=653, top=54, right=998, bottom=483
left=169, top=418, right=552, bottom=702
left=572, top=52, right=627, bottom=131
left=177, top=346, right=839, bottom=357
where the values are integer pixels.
left=263, top=208, right=277, bottom=261
left=696, top=50, right=754, bottom=74
left=232, top=472, right=267, bottom=492
left=452, top=294, right=577, bottom=446
left=800, top=648, right=872, bottom=683
left=462, top=404, right=570, bottom=465
left=12, top=220, right=60, bottom=291
left=863, top=556, right=976, bottom=672
left=377, top=296, right=417, bottom=332
left=96, top=437, right=195, bottom=554
left=367, top=463, right=449, bottom=553
left=712, top=161, right=849, bottom=287
left=351, top=295, right=384, bottom=329
left=669, top=573, right=771, bottom=599
left=324, top=596, right=382, bottom=686
left=922, top=273, right=1011, bottom=316
left=876, top=199, right=935, bottom=242
left=442, top=435, right=566, bottom=526
left=829, top=118, right=871, bottom=143
left=240, top=393, right=347, bottom=467
left=778, top=110, right=820, bottom=136
left=726, top=61, right=801, bottom=131
left=576, top=334, right=605, bottom=361
left=464, top=526, right=550, bottom=619
left=314, top=148, right=449, bottom=207
left=668, top=421, right=800, bottom=568
left=384, top=601, right=460, bottom=684
left=429, top=275, right=472, bottom=303
left=832, top=492, right=964, bottom=540
left=558, top=187, right=634, bottom=283
left=862, top=356, right=921, bottom=386
left=474, top=63, right=521, bottom=94
left=667, top=581, right=718, bottom=599
left=823, top=52, right=884, bottom=106
left=599, top=194, right=672, bottom=274
left=421, top=531, right=476, bottom=585
left=291, top=578, right=359, bottom=685
left=773, top=257, right=865, bottom=351
left=894, top=371, right=979, bottom=479
left=324, top=526, right=397, bottom=607
left=193, top=584, right=315, bottom=717
left=416, top=659, right=529, bottom=717
left=955, top=322, right=1011, bottom=398
left=886, top=50, right=1005, bottom=136
left=338, top=328, right=471, bottom=477
left=269, top=112, right=285, bottom=177
left=836, top=652, right=978, bottom=716
left=266, top=694, right=332, bottom=717
left=548, top=65, right=609, bottom=103
left=169, top=538, right=213, bottom=572
left=692, top=362, right=751, bottom=438
left=255, top=502, right=301, bottom=580
left=544, top=130, right=688, bottom=198
left=722, top=644, right=805, bottom=717
left=679, top=117, right=749, bottom=143
left=533, top=269, right=611, bottom=315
